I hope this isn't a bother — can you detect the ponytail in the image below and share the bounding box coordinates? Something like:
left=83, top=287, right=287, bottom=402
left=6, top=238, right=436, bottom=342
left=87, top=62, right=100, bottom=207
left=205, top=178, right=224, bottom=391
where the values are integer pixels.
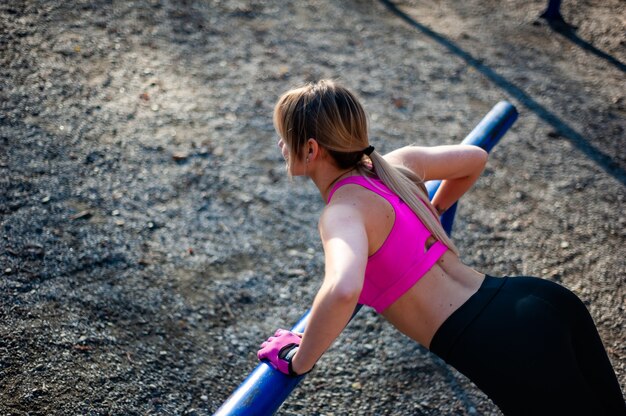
left=358, top=151, right=460, bottom=256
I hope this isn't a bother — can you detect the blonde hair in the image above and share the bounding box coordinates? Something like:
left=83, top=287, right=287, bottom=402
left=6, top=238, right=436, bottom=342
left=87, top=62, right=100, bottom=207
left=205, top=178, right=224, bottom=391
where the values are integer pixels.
left=273, top=80, right=459, bottom=255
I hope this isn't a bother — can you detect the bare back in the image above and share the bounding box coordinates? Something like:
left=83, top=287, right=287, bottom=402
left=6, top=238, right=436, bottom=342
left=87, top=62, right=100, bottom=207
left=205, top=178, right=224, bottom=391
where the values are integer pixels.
left=332, top=182, right=485, bottom=348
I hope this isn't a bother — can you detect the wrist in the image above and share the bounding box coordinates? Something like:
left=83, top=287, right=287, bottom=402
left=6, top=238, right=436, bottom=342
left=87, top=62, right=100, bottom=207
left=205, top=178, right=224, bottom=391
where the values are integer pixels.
left=289, top=350, right=312, bottom=376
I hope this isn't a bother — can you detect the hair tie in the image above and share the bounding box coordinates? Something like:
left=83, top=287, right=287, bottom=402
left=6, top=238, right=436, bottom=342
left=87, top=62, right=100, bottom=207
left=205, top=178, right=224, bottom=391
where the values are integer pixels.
left=363, top=145, right=375, bottom=156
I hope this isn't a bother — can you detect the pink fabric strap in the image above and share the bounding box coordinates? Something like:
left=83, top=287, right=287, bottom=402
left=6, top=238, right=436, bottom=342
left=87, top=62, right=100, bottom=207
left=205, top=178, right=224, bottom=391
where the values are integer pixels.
left=327, top=176, right=389, bottom=203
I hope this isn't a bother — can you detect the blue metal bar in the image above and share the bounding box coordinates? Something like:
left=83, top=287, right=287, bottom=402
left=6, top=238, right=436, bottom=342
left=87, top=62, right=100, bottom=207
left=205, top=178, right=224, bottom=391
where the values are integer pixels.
left=214, top=101, right=518, bottom=416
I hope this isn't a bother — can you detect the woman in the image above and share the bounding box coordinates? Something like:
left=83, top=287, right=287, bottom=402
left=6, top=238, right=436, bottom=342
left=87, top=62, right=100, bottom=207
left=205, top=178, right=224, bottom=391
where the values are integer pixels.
left=257, top=80, right=625, bottom=415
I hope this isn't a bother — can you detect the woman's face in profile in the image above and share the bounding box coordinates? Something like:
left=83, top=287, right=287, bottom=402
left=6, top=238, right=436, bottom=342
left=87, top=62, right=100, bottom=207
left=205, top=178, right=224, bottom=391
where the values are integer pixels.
left=277, top=138, right=289, bottom=162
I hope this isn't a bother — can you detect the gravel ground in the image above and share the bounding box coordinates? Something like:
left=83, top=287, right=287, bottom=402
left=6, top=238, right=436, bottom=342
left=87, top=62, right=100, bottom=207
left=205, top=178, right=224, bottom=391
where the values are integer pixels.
left=1, top=0, right=624, bottom=415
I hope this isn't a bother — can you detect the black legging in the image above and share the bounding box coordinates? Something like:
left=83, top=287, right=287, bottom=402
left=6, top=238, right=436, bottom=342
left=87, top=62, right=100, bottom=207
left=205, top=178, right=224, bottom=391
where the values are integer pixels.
left=430, top=275, right=625, bottom=415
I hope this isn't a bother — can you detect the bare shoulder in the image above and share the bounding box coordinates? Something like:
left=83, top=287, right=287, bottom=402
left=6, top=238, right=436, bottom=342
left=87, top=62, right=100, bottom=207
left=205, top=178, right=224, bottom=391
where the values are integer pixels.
left=319, top=185, right=371, bottom=235
left=320, top=183, right=392, bottom=239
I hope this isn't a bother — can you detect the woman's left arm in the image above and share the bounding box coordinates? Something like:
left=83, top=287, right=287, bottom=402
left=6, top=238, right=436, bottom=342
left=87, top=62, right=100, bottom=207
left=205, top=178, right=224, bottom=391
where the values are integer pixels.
left=290, top=202, right=368, bottom=374
left=384, top=145, right=488, bottom=215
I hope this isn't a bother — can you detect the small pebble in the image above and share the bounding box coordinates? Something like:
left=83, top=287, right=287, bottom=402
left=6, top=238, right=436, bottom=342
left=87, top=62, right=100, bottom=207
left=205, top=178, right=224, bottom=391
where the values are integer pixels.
left=172, top=152, right=189, bottom=161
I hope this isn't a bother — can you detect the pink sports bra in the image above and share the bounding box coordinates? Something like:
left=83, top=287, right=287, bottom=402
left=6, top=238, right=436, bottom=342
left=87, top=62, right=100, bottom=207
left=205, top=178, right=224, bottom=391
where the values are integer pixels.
left=327, top=176, right=448, bottom=313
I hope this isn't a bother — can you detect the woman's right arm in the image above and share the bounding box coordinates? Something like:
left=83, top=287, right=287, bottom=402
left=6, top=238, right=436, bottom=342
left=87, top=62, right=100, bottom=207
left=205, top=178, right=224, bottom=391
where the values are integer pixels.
left=384, top=145, right=488, bottom=214
left=288, top=201, right=368, bottom=375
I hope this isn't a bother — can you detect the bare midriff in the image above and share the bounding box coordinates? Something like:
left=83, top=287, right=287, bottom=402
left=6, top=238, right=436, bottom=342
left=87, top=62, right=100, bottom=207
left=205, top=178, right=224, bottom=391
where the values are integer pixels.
left=382, top=246, right=485, bottom=349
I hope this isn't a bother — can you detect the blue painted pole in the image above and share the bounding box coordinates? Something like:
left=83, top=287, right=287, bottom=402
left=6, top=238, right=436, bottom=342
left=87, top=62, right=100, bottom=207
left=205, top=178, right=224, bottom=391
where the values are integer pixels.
left=214, top=101, right=518, bottom=416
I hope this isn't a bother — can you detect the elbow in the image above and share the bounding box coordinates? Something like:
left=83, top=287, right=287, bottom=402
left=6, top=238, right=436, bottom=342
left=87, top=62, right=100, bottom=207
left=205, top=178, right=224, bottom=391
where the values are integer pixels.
left=471, top=146, right=488, bottom=173
left=337, top=288, right=361, bottom=304
left=478, top=147, right=488, bottom=164
left=469, top=145, right=488, bottom=161
left=325, top=282, right=361, bottom=304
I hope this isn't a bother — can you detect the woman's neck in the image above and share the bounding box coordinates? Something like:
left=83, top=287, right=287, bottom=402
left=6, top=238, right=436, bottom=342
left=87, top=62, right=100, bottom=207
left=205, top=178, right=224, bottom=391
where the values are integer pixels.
left=311, top=165, right=357, bottom=202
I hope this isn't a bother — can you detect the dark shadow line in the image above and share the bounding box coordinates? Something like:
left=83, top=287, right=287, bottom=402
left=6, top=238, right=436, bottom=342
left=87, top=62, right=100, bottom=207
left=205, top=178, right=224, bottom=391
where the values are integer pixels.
left=547, top=21, right=626, bottom=74
left=379, top=0, right=626, bottom=187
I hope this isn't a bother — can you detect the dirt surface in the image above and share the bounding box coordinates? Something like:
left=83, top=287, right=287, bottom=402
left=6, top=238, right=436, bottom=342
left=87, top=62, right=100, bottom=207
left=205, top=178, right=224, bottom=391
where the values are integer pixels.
left=1, top=0, right=624, bottom=414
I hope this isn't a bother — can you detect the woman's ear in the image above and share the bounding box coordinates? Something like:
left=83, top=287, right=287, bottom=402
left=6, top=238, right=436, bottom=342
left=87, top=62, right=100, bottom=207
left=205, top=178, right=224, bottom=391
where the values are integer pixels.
left=306, top=138, right=320, bottom=162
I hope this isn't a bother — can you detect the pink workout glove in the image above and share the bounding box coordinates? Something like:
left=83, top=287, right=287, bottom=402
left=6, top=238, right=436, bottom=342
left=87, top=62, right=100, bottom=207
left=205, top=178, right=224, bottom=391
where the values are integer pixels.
left=257, top=329, right=305, bottom=377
